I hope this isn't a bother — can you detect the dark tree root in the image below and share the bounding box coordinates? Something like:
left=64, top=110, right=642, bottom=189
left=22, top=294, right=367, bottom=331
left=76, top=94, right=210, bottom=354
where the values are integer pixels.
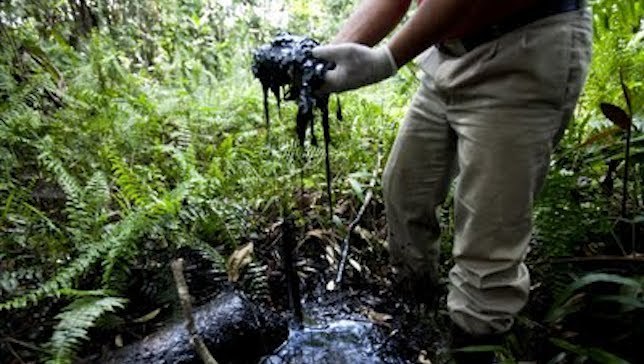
left=84, top=291, right=288, bottom=364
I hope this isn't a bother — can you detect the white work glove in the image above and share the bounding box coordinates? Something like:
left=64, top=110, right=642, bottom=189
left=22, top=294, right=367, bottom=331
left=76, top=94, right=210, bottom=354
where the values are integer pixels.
left=312, top=43, right=398, bottom=94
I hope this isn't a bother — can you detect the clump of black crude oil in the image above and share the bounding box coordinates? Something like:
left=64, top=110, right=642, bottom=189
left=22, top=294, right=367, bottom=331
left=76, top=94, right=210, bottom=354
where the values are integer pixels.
left=251, top=32, right=341, bottom=213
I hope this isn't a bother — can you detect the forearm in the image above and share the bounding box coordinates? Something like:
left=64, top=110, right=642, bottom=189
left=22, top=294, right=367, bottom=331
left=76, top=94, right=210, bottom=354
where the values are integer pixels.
left=332, top=0, right=412, bottom=45
left=388, top=0, right=538, bottom=67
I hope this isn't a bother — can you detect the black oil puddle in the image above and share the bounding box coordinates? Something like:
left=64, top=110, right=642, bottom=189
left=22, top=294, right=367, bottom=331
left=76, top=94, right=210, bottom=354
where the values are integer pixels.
left=258, top=286, right=414, bottom=364
left=260, top=311, right=406, bottom=364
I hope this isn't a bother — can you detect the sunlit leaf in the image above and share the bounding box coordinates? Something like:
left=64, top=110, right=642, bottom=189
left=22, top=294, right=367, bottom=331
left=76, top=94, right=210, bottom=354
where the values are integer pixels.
left=364, top=308, right=392, bottom=325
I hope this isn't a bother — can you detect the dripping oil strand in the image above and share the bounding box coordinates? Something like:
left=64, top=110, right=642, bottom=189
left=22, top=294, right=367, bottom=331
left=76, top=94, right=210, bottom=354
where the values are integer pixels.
left=262, top=85, right=270, bottom=141
left=281, top=216, right=303, bottom=327
left=322, top=103, right=332, bottom=216
left=251, top=32, right=339, bottom=214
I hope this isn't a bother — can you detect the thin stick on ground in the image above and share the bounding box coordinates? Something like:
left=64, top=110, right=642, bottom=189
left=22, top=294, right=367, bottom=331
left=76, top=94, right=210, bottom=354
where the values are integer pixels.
left=1, top=337, right=49, bottom=354
left=6, top=342, right=25, bottom=364
left=550, top=255, right=644, bottom=264
left=335, top=147, right=383, bottom=286
left=171, top=258, right=219, bottom=364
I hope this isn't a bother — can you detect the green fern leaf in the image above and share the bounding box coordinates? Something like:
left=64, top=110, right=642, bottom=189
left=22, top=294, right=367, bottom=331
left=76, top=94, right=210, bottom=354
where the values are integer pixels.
left=0, top=241, right=108, bottom=310
left=48, top=295, right=126, bottom=364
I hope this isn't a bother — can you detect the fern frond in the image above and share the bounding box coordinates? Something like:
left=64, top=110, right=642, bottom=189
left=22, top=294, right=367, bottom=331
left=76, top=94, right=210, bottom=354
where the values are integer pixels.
left=109, top=153, right=157, bottom=207
left=101, top=176, right=201, bottom=284
left=37, top=143, right=83, bottom=204
left=84, top=171, right=110, bottom=210
left=0, top=186, right=165, bottom=310
left=0, top=241, right=108, bottom=311
left=36, top=146, right=111, bottom=244
left=0, top=176, right=205, bottom=306
left=185, top=237, right=226, bottom=270
left=0, top=266, right=43, bottom=298
left=48, top=295, right=126, bottom=364
left=169, top=118, right=193, bottom=151
left=244, top=262, right=270, bottom=302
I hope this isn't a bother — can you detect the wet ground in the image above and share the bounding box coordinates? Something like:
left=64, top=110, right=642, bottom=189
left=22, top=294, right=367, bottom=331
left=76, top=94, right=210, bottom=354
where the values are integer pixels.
left=261, top=318, right=403, bottom=364
left=246, top=205, right=447, bottom=364
left=258, top=282, right=446, bottom=364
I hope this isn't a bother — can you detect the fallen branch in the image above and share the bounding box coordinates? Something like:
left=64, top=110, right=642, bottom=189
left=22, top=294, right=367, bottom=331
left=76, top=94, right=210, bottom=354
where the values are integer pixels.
left=95, top=291, right=286, bottom=364
left=550, top=255, right=644, bottom=264
left=529, top=254, right=644, bottom=268
left=335, top=147, right=383, bottom=286
left=171, top=258, right=219, bottom=364
left=1, top=337, right=49, bottom=354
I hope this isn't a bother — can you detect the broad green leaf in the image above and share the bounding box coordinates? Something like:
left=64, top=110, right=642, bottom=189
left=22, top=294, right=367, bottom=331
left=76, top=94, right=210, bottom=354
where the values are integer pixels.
left=547, top=273, right=642, bottom=322
left=348, top=177, right=364, bottom=202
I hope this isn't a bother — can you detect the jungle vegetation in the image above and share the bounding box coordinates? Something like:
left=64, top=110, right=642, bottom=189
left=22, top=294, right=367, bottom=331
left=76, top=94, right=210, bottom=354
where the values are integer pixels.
left=0, top=0, right=642, bottom=363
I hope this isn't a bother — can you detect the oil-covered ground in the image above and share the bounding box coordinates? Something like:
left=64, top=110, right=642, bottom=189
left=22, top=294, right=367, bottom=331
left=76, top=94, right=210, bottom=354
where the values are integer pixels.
left=84, top=195, right=449, bottom=364
left=85, top=193, right=643, bottom=364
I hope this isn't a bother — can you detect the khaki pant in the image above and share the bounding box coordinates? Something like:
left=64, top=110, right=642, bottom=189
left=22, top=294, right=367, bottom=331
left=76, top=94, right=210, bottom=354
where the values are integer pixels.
left=382, top=9, right=592, bottom=335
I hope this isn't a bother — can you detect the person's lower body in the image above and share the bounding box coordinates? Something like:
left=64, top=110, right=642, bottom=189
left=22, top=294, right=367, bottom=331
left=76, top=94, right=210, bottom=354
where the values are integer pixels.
left=382, top=7, right=593, bottom=363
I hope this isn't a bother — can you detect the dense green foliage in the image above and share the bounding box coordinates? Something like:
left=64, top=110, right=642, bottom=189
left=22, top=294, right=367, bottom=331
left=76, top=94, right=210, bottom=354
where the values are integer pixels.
left=0, top=0, right=642, bottom=363
left=48, top=293, right=126, bottom=364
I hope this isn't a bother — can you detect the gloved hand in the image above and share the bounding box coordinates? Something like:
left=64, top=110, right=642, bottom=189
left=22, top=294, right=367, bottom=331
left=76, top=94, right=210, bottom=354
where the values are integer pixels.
left=312, top=43, right=398, bottom=94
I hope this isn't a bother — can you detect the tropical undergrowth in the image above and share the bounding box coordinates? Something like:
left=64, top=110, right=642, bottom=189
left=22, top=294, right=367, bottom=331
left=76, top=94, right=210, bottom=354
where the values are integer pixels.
left=0, top=0, right=642, bottom=363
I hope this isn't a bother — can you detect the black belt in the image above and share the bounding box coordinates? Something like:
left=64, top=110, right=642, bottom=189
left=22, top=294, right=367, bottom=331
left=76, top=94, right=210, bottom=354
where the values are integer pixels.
left=438, top=0, right=586, bottom=54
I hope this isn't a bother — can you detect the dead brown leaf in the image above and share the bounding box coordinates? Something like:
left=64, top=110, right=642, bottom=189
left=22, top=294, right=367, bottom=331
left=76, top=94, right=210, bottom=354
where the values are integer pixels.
left=325, top=245, right=337, bottom=265
left=132, top=308, right=161, bottom=323
left=326, top=280, right=336, bottom=291
left=355, top=225, right=374, bottom=242
left=362, top=307, right=393, bottom=327
left=349, top=258, right=362, bottom=273
left=115, top=334, right=123, bottom=348
left=305, top=229, right=334, bottom=243
left=226, top=242, right=254, bottom=282
left=417, top=350, right=432, bottom=364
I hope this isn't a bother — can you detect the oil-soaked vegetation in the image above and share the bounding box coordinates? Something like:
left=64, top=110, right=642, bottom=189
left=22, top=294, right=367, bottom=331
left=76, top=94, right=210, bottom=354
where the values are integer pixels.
left=251, top=32, right=331, bottom=145
left=252, top=32, right=341, bottom=213
left=0, top=1, right=643, bottom=364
